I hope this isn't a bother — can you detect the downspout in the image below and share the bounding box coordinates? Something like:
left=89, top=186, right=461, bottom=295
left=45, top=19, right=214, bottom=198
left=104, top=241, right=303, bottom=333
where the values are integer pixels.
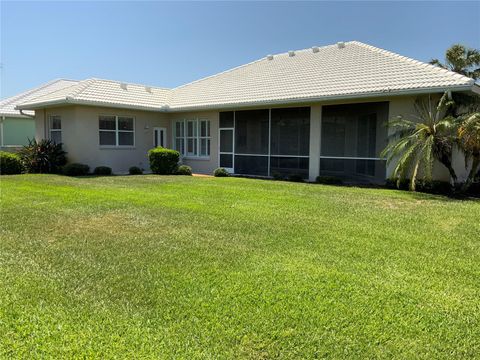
left=19, top=109, right=35, bottom=118
left=1, top=115, right=4, bottom=147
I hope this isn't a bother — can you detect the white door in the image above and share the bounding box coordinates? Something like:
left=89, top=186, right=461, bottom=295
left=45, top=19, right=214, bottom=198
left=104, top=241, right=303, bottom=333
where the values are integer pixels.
left=153, top=127, right=167, bottom=148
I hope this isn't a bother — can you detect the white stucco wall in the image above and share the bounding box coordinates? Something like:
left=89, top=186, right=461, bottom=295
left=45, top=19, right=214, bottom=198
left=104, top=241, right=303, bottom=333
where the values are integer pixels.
left=32, top=93, right=470, bottom=181
left=35, top=105, right=169, bottom=173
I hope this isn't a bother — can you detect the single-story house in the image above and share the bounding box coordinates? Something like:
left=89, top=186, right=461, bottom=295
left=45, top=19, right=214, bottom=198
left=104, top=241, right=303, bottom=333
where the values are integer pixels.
left=14, top=41, right=480, bottom=182
left=0, top=79, right=78, bottom=150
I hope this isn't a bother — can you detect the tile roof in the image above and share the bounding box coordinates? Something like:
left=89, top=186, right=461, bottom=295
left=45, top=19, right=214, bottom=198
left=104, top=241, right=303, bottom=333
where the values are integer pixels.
left=14, top=41, right=476, bottom=112
left=0, top=79, right=79, bottom=117
left=13, top=78, right=171, bottom=112
left=168, top=41, right=475, bottom=110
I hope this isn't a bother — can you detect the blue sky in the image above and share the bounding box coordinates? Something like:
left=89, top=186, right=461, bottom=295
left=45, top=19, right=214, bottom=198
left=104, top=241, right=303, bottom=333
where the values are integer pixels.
left=1, top=1, right=479, bottom=99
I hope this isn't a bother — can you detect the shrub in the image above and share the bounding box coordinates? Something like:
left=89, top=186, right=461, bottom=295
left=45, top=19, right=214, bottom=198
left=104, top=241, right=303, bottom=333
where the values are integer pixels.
left=175, top=165, right=192, bottom=175
left=214, top=167, right=229, bottom=177
left=19, top=139, right=66, bottom=173
left=129, top=166, right=143, bottom=175
left=271, top=171, right=284, bottom=181
left=467, top=181, right=480, bottom=197
left=386, top=178, right=452, bottom=195
left=0, top=151, right=23, bottom=175
left=148, top=147, right=179, bottom=175
left=93, top=166, right=112, bottom=176
left=316, top=176, right=343, bottom=185
left=63, top=163, right=90, bottom=176
left=287, top=174, right=304, bottom=182
left=417, top=180, right=452, bottom=195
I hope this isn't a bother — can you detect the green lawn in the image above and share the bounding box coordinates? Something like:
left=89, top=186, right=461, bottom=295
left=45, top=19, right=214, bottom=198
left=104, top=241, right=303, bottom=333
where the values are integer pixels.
left=1, top=175, right=479, bottom=359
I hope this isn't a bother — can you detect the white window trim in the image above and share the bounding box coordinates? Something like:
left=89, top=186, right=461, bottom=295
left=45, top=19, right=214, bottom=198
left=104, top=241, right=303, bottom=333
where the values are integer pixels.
left=48, top=115, right=62, bottom=144
left=173, top=118, right=210, bottom=159
left=199, top=119, right=211, bottom=157
left=99, top=114, right=135, bottom=148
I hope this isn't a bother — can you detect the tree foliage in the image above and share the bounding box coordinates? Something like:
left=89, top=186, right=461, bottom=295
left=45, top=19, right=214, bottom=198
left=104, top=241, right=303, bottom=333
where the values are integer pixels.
left=382, top=93, right=457, bottom=191
left=430, top=44, right=480, bottom=80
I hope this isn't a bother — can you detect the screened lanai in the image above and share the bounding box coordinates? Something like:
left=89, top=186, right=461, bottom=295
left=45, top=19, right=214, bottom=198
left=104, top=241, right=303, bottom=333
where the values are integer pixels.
left=218, top=102, right=388, bottom=183
left=219, top=107, right=310, bottom=178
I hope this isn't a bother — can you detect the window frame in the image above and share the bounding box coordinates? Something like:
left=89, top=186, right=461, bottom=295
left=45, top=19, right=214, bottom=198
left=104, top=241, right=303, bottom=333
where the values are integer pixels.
left=98, top=114, right=135, bottom=148
left=48, top=115, right=62, bottom=144
left=173, top=118, right=211, bottom=159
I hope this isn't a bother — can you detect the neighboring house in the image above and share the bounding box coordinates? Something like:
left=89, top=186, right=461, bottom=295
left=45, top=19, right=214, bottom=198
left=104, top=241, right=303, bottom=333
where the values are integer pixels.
left=0, top=79, right=79, bottom=150
left=14, top=41, right=480, bottom=182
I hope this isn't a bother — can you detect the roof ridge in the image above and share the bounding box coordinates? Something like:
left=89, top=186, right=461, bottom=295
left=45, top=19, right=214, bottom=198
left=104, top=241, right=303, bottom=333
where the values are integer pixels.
left=351, top=41, right=475, bottom=84
left=0, top=79, right=76, bottom=106
left=89, top=77, right=171, bottom=91
left=172, top=57, right=267, bottom=91
left=172, top=42, right=352, bottom=91
left=68, top=78, right=97, bottom=99
left=270, top=42, right=342, bottom=57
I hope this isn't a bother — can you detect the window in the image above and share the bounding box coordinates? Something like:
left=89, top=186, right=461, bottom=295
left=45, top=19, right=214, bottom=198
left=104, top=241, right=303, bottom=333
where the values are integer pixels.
left=99, top=115, right=134, bottom=147
left=199, top=120, right=211, bottom=157
left=174, top=119, right=210, bottom=157
left=49, top=115, right=62, bottom=144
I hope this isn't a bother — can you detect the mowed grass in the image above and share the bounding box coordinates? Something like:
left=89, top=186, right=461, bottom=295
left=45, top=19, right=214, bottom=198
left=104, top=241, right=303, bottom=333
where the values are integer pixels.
left=0, top=175, right=479, bottom=359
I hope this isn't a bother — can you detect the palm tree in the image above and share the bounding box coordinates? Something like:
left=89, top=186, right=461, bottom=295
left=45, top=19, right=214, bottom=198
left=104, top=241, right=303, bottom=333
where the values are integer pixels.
left=430, top=44, right=480, bottom=80
left=381, top=93, right=457, bottom=191
left=457, top=112, right=480, bottom=192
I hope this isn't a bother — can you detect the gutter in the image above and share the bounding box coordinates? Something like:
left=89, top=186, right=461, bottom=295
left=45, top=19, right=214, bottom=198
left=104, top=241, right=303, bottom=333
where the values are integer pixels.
left=167, top=84, right=476, bottom=112
left=14, top=84, right=476, bottom=113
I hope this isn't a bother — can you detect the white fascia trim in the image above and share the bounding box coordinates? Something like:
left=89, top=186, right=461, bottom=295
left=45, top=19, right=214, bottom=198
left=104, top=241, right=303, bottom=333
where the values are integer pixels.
left=16, top=98, right=168, bottom=113
left=0, top=112, right=32, bottom=118
left=15, top=84, right=474, bottom=113
left=168, top=85, right=474, bottom=112
left=471, top=84, right=480, bottom=96
left=16, top=99, right=69, bottom=110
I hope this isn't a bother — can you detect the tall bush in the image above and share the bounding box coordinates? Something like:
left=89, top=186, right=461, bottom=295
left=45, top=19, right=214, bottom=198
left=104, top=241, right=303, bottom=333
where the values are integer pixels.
left=19, top=139, right=67, bottom=173
left=148, top=147, right=179, bottom=174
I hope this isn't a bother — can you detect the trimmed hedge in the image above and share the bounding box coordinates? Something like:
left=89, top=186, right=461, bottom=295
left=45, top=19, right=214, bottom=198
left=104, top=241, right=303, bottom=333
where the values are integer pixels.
left=287, top=174, right=304, bottom=182
left=129, top=166, right=143, bottom=175
left=148, top=147, right=179, bottom=175
left=213, top=167, right=229, bottom=177
left=175, top=165, right=192, bottom=176
left=316, top=176, right=343, bottom=185
left=63, top=163, right=90, bottom=176
left=0, top=151, right=23, bottom=175
left=93, top=166, right=112, bottom=176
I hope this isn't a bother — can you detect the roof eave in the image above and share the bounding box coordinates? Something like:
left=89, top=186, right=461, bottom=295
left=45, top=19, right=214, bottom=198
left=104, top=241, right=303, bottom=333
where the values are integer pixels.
left=15, top=84, right=476, bottom=113
left=471, top=83, right=480, bottom=96
left=0, top=112, right=32, bottom=118
left=16, top=99, right=70, bottom=110
left=168, top=84, right=475, bottom=112
left=16, top=98, right=169, bottom=113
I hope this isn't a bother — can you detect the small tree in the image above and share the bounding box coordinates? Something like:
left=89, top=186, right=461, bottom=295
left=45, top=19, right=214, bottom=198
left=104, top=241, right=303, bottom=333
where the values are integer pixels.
left=381, top=93, right=457, bottom=191
left=457, top=112, right=480, bottom=192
